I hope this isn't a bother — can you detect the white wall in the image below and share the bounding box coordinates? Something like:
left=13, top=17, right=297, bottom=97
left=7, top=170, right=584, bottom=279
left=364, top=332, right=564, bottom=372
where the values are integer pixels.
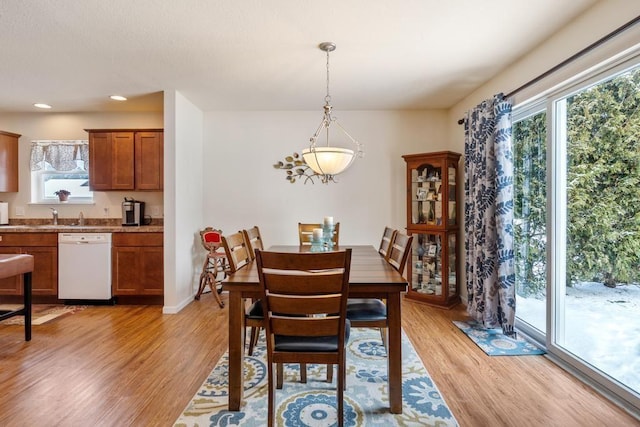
left=162, top=91, right=205, bottom=313
left=0, top=112, right=164, bottom=220
left=203, top=110, right=449, bottom=246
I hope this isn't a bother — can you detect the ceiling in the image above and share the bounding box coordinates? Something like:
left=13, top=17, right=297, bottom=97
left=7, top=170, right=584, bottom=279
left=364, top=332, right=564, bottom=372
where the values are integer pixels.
left=0, top=0, right=599, bottom=114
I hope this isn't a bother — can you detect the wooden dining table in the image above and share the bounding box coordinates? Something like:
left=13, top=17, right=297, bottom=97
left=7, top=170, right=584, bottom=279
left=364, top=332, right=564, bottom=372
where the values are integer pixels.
left=221, top=244, right=408, bottom=414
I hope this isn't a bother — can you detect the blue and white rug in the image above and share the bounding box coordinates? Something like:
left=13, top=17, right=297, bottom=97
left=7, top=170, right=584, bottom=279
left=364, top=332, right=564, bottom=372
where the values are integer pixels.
left=453, top=320, right=546, bottom=356
left=174, top=328, right=458, bottom=426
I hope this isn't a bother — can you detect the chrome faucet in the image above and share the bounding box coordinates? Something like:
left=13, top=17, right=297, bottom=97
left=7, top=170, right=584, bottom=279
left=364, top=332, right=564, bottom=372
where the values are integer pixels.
left=50, top=208, right=58, bottom=225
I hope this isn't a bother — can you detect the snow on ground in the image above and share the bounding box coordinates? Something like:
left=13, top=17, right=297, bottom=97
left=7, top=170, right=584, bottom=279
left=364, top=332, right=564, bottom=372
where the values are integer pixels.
left=516, top=282, right=640, bottom=393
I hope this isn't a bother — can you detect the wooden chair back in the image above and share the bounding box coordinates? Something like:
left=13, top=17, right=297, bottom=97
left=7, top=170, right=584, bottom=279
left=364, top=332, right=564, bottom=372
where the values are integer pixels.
left=378, top=226, right=396, bottom=259
left=387, top=231, right=413, bottom=276
left=298, top=222, right=340, bottom=246
left=242, top=226, right=264, bottom=260
left=255, top=248, right=352, bottom=427
left=221, top=231, right=252, bottom=273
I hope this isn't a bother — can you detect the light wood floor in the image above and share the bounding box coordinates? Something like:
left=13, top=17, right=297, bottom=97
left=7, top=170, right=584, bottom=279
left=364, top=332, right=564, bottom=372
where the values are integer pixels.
left=0, top=293, right=638, bottom=427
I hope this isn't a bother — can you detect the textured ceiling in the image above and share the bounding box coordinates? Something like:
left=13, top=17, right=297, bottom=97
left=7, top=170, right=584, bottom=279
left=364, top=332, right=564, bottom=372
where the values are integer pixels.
left=0, top=0, right=598, bottom=113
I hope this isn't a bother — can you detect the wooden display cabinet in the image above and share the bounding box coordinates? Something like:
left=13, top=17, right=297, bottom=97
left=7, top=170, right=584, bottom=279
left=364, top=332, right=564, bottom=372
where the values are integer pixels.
left=402, top=151, right=461, bottom=308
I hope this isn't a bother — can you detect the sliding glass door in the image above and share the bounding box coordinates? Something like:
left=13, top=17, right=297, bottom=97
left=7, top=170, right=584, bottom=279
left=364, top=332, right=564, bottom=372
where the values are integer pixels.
left=553, top=62, right=640, bottom=397
left=513, top=56, right=640, bottom=410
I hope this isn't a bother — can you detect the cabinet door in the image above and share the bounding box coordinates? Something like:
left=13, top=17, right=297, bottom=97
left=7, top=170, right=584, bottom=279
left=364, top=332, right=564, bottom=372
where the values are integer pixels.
left=112, top=245, right=163, bottom=296
left=139, top=246, right=163, bottom=294
left=0, top=246, right=57, bottom=296
left=25, top=246, right=58, bottom=296
left=0, top=131, right=20, bottom=192
left=135, top=131, right=163, bottom=190
left=112, top=246, right=140, bottom=295
left=0, top=247, right=22, bottom=295
left=111, top=132, right=135, bottom=190
left=89, top=132, right=113, bottom=190
left=88, top=132, right=135, bottom=190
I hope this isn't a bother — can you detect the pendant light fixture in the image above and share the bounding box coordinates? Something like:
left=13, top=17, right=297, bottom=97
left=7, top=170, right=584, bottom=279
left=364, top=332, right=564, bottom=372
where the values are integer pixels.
left=302, top=42, right=364, bottom=184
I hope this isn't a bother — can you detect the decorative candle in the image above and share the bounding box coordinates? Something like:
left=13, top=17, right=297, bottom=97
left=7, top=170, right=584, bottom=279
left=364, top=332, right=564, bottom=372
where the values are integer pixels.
left=313, top=228, right=323, bottom=241
left=323, top=216, right=334, bottom=226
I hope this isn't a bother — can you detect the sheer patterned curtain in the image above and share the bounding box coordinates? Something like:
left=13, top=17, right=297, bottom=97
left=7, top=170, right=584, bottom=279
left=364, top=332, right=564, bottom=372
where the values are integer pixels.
left=464, top=94, right=516, bottom=336
left=30, top=140, right=89, bottom=171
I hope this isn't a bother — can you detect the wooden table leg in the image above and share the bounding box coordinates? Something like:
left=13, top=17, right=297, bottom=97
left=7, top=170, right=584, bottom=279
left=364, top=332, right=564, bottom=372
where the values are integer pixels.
left=227, top=291, right=245, bottom=411
left=387, top=292, right=402, bottom=413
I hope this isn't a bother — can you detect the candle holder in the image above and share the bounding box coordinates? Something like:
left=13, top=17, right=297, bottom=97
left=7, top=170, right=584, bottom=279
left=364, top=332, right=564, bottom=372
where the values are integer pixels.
left=322, top=223, right=335, bottom=250
left=310, top=236, right=326, bottom=252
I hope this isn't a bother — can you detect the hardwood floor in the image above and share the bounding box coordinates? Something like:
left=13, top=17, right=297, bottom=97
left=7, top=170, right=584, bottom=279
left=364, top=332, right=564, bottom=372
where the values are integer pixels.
left=0, top=293, right=637, bottom=426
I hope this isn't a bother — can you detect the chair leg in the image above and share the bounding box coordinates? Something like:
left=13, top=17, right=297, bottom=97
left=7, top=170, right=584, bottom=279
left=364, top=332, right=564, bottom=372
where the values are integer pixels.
left=208, top=272, right=225, bottom=308
left=338, top=358, right=345, bottom=427
left=326, top=364, right=333, bottom=383
left=380, top=327, right=388, bottom=351
left=300, top=363, right=307, bottom=383
left=276, top=363, right=284, bottom=389
left=248, top=327, right=260, bottom=356
left=268, top=361, right=275, bottom=427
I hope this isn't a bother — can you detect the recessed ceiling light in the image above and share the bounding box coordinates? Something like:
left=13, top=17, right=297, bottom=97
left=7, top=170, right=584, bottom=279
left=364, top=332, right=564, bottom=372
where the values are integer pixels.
left=34, top=103, right=52, bottom=109
left=110, top=95, right=127, bottom=101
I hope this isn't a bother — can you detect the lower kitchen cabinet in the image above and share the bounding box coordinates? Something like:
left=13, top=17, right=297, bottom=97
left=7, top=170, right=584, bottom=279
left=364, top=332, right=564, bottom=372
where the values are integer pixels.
left=0, top=233, right=58, bottom=297
left=112, top=232, right=163, bottom=296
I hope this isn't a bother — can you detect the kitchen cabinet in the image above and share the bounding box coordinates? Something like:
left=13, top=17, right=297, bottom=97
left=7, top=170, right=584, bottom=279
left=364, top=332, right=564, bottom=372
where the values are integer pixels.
left=112, top=232, right=163, bottom=296
left=86, top=129, right=163, bottom=191
left=0, top=130, right=20, bottom=192
left=402, top=151, right=461, bottom=308
left=0, top=233, right=58, bottom=297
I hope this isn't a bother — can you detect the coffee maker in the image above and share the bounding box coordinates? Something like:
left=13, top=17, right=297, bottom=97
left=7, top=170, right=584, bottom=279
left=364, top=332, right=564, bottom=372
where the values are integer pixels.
left=122, top=198, right=145, bottom=226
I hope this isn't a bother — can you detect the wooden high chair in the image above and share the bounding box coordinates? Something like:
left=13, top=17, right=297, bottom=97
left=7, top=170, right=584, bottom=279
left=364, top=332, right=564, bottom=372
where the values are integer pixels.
left=195, top=227, right=226, bottom=308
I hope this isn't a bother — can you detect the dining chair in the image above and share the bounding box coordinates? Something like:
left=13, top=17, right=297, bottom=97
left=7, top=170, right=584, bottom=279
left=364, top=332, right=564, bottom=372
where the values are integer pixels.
left=242, top=225, right=264, bottom=260
left=255, top=248, right=352, bottom=427
left=378, top=226, right=396, bottom=259
left=386, top=230, right=413, bottom=276
left=346, top=230, right=413, bottom=349
left=222, top=231, right=263, bottom=356
left=195, top=227, right=226, bottom=308
left=241, top=226, right=266, bottom=354
left=298, top=222, right=340, bottom=246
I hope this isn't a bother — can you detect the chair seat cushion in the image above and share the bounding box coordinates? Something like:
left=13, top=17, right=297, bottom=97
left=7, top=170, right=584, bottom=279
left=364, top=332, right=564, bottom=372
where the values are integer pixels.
left=346, top=298, right=387, bottom=321
left=246, top=300, right=264, bottom=320
left=275, top=320, right=350, bottom=352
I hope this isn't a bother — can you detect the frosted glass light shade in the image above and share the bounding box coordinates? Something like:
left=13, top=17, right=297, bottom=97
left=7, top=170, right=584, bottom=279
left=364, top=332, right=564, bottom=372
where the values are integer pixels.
left=302, top=147, right=355, bottom=176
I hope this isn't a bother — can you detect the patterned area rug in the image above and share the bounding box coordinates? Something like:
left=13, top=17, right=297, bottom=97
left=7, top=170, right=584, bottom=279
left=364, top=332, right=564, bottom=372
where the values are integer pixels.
left=0, top=304, right=86, bottom=326
left=175, top=328, right=458, bottom=426
left=453, top=320, right=546, bottom=356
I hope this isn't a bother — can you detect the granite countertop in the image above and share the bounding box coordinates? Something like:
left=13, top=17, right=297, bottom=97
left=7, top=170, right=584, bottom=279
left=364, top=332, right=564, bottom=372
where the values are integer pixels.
left=0, top=219, right=163, bottom=233
left=0, top=225, right=163, bottom=233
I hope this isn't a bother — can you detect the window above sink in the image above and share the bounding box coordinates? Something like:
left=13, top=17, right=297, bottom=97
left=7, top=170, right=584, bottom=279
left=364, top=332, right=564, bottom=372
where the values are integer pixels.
left=30, top=140, right=94, bottom=204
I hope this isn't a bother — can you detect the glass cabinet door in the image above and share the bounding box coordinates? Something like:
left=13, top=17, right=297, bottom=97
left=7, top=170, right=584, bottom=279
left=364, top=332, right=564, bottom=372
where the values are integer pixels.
left=411, top=233, right=443, bottom=296
left=447, top=164, right=457, bottom=226
left=411, top=163, right=444, bottom=227
left=447, top=233, right=457, bottom=297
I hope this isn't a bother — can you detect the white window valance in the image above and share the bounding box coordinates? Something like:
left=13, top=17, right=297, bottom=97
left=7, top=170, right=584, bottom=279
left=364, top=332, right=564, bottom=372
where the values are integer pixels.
left=30, top=140, right=89, bottom=171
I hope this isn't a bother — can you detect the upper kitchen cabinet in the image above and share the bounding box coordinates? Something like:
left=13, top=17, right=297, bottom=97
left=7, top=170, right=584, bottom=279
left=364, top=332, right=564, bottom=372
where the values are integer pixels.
left=0, top=131, right=20, bottom=192
left=135, top=131, right=164, bottom=190
left=86, top=129, right=163, bottom=191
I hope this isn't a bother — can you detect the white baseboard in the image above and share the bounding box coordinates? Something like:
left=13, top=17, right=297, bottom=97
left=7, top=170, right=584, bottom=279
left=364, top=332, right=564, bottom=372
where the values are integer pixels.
left=162, top=295, right=194, bottom=314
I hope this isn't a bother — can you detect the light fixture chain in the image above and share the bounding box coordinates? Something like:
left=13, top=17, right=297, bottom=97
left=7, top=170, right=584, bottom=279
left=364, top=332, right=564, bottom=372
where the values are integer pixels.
left=325, top=48, right=331, bottom=104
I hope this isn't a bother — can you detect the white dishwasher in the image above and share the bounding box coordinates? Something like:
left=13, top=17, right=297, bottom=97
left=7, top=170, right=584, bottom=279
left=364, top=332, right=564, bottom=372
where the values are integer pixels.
left=58, top=233, right=112, bottom=301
